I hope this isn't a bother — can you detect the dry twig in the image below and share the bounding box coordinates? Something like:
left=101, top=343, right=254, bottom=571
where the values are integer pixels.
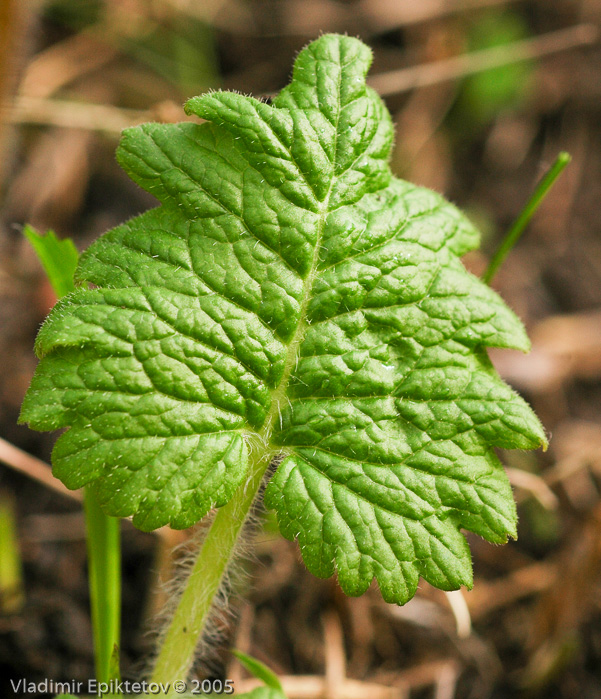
left=255, top=0, right=523, bottom=36
left=444, top=589, right=472, bottom=639
left=0, top=436, right=82, bottom=502
left=324, top=611, right=346, bottom=699
left=506, top=467, right=559, bottom=510
left=236, top=675, right=404, bottom=699
left=19, top=32, right=118, bottom=99
left=2, top=96, right=149, bottom=134
left=466, top=562, right=556, bottom=620
left=368, top=24, right=598, bottom=96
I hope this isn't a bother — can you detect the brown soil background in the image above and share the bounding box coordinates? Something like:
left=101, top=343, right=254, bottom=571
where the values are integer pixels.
left=1, top=1, right=601, bottom=697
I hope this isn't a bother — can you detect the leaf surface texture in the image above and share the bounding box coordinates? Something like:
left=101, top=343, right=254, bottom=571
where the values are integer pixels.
left=20, top=35, right=546, bottom=602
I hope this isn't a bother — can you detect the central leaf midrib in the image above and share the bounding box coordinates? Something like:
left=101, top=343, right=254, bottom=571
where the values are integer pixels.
left=255, top=72, right=346, bottom=451
left=256, top=199, right=334, bottom=450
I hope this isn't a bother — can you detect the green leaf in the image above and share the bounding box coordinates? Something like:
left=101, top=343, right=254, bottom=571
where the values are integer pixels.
left=23, top=225, right=78, bottom=298
left=232, top=650, right=284, bottom=691
left=20, top=34, right=546, bottom=603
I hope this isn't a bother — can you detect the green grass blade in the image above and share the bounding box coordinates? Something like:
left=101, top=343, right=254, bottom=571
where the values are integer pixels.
left=483, top=152, right=571, bottom=284
left=23, top=225, right=78, bottom=297
left=84, top=487, right=122, bottom=684
left=22, top=227, right=121, bottom=685
left=232, top=650, right=284, bottom=691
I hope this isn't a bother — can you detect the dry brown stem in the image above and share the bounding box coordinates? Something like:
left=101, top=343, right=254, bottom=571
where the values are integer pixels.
left=0, top=436, right=82, bottom=502
left=369, top=24, right=598, bottom=96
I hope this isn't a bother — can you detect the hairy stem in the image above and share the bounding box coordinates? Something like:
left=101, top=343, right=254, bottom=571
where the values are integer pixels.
left=150, top=447, right=272, bottom=686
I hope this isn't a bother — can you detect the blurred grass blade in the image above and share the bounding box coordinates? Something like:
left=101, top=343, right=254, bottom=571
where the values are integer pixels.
left=23, top=225, right=78, bottom=297
left=84, top=487, right=121, bottom=684
left=483, top=152, right=571, bottom=284
left=118, top=16, right=218, bottom=95
left=233, top=650, right=284, bottom=691
left=459, top=9, right=533, bottom=127
left=23, top=226, right=121, bottom=684
left=0, top=494, right=25, bottom=614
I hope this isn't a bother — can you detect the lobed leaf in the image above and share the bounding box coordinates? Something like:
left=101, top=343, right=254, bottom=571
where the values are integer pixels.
left=20, top=34, right=546, bottom=602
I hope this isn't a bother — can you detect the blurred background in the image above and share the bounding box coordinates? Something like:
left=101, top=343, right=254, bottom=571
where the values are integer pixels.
left=1, top=1, right=601, bottom=697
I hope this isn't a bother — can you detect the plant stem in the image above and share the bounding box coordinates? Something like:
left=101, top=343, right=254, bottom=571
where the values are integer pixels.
left=482, top=151, right=571, bottom=285
left=84, top=486, right=121, bottom=684
left=151, top=448, right=272, bottom=686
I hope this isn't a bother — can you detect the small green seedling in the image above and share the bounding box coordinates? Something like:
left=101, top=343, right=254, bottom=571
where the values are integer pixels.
left=233, top=650, right=285, bottom=693
left=20, top=34, right=551, bottom=690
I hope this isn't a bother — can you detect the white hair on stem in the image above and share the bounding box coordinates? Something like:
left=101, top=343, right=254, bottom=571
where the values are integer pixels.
left=133, top=458, right=281, bottom=682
